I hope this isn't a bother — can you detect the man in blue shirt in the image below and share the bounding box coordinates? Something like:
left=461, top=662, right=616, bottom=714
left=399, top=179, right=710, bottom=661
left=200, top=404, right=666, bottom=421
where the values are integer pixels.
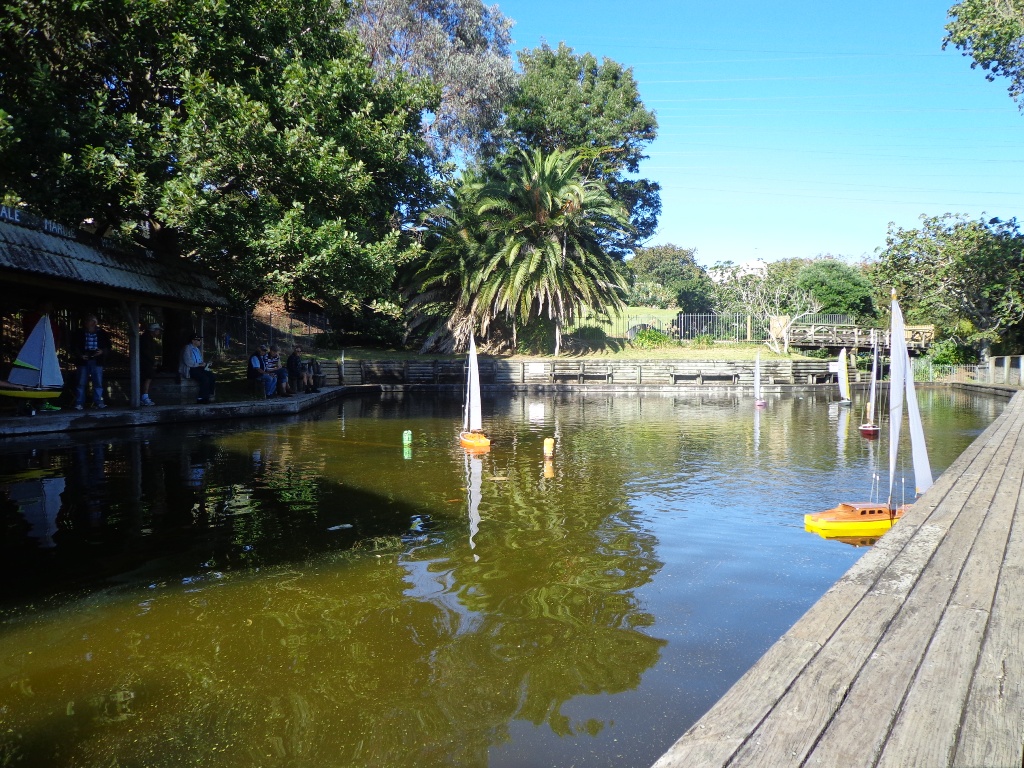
left=179, top=334, right=216, bottom=403
left=71, top=314, right=111, bottom=410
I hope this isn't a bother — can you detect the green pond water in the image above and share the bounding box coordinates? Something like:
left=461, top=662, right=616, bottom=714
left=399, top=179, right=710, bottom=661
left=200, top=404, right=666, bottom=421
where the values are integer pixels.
left=0, top=389, right=1003, bottom=767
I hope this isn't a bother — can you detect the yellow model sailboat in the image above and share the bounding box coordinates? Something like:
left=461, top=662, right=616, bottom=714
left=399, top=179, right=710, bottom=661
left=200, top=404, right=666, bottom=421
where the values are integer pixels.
left=806, top=292, right=931, bottom=539
left=459, top=335, right=490, bottom=452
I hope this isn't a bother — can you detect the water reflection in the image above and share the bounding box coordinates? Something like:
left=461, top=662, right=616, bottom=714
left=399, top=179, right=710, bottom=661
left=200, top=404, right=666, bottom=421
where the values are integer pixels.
left=0, top=388, right=1002, bottom=767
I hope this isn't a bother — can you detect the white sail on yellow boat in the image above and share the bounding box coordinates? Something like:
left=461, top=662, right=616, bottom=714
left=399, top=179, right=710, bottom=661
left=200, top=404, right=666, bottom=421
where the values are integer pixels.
left=0, top=315, right=64, bottom=401
left=806, top=292, right=932, bottom=538
left=459, top=335, right=490, bottom=452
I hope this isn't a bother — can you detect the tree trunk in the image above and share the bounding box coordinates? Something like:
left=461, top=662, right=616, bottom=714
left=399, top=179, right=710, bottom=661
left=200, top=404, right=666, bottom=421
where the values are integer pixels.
left=554, top=322, right=561, bottom=357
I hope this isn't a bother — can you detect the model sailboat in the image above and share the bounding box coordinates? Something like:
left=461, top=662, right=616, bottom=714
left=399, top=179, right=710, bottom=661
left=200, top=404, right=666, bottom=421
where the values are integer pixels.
left=836, top=347, right=852, bottom=406
left=0, top=315, right=64, bottom=401
left=459, top=335, right=490, bottom=451
left=805, top=292, right=932, bottom=538
left=754, top=351, right=767, bottom=408
left=859, top=333, right=880, bottom=437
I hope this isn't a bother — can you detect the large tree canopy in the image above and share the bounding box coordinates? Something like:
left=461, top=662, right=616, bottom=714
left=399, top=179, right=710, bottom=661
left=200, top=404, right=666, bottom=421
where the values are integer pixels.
left=0, top=0, right=436, bottom=308
left=409, top=148, right=630, bottom=353
left=488, top=43, right=660, bottom=257
left=873, top=214, right=1024, bottom=352
left=348, top=0, right=516, bottom=157
left=945, top=0, right=1024, bottom=107
left=795, top=259, right=876, bottom=320
left=628, top=244, right=715, bottom=311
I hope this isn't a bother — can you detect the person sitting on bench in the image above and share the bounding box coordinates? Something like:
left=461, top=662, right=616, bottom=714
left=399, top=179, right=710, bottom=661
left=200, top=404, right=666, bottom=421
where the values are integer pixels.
left=179, top=334, right=216, bottom=404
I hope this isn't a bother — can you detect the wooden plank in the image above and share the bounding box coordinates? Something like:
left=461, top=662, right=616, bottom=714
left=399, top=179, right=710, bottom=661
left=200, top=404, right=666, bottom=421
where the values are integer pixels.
left=876, top=605, right=990, bottom=768
left=804, top=415, right=1022, bottom=767
left=650, top=636, right=820, bottom=768
left=727, top=593, right=903, bottom=767
left=954, top=436, right=1024, bottom=766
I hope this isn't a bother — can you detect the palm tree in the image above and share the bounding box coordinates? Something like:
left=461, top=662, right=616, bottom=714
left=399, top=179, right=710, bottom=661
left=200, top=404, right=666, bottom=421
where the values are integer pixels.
left=475, top=148, right=630, bottom=354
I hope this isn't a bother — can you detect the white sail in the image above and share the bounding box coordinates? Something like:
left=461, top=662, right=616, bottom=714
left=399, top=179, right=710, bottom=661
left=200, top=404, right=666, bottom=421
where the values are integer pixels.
left=888, top=296, right=933, bottom=503
left=837, top=348, right=852, bottom=400
left=753, top=351, right=762, bottom=401
left=7, top=315, right=63, bottom=389
left=866, top=336, right=878, bottom=422
left=464, top=335, right=483, bottom=433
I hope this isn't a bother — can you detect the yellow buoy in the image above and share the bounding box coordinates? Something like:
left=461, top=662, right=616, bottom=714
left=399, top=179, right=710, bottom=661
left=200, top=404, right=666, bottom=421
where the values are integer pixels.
left=543, top=437, right=555, bottom=457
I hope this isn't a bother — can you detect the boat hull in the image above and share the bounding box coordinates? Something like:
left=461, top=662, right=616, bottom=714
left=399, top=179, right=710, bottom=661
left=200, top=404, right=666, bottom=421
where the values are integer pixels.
left=859, top=423, right=880, bottom=438
left=0, top=387, right=62, bottom=401
left=459, top=432, right=490, bottom=452
left=805, top=502, right=903, bottom=538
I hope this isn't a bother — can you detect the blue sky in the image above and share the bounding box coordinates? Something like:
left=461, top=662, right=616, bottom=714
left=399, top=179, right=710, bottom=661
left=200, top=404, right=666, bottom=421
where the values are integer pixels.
left=495, top=0, right=1024, bottom=267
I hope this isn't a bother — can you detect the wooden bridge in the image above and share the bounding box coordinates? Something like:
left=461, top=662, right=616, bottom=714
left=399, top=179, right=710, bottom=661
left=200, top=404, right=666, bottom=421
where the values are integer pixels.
left=653, top=388, right=1024, bottom=768
left=786, top=323, right=934, bottom=351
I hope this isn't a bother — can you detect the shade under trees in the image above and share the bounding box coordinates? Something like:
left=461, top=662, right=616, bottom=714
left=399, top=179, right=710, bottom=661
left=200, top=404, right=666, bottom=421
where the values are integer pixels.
left=0, top=0, right=435, bottom=310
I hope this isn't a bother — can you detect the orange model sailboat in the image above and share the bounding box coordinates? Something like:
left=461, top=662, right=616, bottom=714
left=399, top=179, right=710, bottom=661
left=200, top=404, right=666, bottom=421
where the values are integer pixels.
left=806, top=291, right=931, bottom=539
left=459, top=335, right=490, bottom=452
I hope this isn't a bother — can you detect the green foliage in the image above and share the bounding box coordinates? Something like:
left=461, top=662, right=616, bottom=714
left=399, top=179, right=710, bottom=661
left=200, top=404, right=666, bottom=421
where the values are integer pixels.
left=927, top=338, right=978, bottom=365
left=630, top=328, right=673, bottom=350
left=348, top=0, right=516, bottom=157
left=795, top=259, right=876, bottom=319
left=488, top=43, right=660, bottom=256
left=0, top=0, right=436, bottom=310
left=804, top=347, right=834, bottom=359
left=873, top=214, right=1024, bottom=352
left=945, top=0, right=1024, bottom=108
left=628, top=244, right=715, bottom=311
left=516, top=317, right=557, bottom=354
left=409, top=148, right=630, bottom=354
left=690, top=334, right=716, bottom=349
left=624, top=280, right=676, bottom=309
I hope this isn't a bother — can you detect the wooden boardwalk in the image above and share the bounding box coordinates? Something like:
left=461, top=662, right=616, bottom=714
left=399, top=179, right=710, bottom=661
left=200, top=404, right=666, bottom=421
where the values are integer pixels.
left=653, top=390, right=1024, bottom=768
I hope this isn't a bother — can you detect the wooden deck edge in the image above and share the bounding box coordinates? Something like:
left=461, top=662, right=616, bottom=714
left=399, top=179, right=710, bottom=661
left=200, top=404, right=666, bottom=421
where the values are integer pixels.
left=650, top=392, right=1024, bottom=768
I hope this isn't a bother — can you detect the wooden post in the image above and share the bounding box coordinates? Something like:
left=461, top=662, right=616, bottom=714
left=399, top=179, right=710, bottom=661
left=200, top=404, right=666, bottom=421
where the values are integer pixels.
left=360, top=359, right=365, bottom=384
left=120, top=300, right=141, bottom=408
left=403, top=360, right=409, bottom=384
left=746, top=315, right=752, bottom=341
left=521, top=361, right=525, bottom=384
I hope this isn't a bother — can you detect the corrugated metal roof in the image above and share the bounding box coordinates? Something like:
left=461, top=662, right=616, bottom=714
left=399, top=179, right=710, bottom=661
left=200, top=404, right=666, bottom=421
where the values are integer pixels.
left=0, top=221, right=228, bottom=307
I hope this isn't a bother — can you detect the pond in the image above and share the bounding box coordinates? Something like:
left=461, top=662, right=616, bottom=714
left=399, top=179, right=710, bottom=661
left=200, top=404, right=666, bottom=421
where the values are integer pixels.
left=0, top=388, right=1002, bottom=767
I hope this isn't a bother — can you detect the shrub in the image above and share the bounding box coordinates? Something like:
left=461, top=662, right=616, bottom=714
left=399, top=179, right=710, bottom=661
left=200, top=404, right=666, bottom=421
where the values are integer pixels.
left=927, top=338, right=976, bottom=365
left=690, top=333, right=715, bottom=349
left=803, top=347, right=832, bottom=359
left=631, top=328, right=673, bottom=350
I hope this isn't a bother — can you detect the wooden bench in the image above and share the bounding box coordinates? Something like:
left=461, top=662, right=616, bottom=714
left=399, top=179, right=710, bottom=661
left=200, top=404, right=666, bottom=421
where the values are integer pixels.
left=580, top=363, right=612, bottom=383
left=551, top=362, right=583, bottom=383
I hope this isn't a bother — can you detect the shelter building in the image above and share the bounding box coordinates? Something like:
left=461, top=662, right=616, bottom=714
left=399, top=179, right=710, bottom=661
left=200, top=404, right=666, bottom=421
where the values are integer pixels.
left=0, top=206, right=229, bottom=408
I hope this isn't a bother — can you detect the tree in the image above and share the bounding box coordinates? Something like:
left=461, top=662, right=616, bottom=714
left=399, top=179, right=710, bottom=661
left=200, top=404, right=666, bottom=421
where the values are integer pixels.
left=348, top=0, right=517, bottom=157
left=872, top=214, right=1024, bottom=355
left=0, top=0, right=435, bottom=310
left=945, top=0, right=1024, bottom=108
left=628, top=244, right=715, bottom=311
left=488, top=43, right=660, bottom=256
left=409, top=148, right=630, bottom=354
left=795, top=259, right=876, bottom=320
left=714, top=261, right=822, bottom=354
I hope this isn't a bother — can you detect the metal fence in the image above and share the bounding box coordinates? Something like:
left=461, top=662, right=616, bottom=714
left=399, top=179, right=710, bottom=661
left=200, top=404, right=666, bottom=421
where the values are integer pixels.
left=566, top=312, right=772, bottom=343
left=202, top=308, right=332, bottom=355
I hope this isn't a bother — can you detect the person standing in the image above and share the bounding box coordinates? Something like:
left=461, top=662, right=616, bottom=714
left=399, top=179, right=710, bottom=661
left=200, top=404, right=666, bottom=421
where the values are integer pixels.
left=71, top=314, right=111, bottom=410
left=140, top=323, right=162, bottom=406
left=179, top=334, right=216, bottom=404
